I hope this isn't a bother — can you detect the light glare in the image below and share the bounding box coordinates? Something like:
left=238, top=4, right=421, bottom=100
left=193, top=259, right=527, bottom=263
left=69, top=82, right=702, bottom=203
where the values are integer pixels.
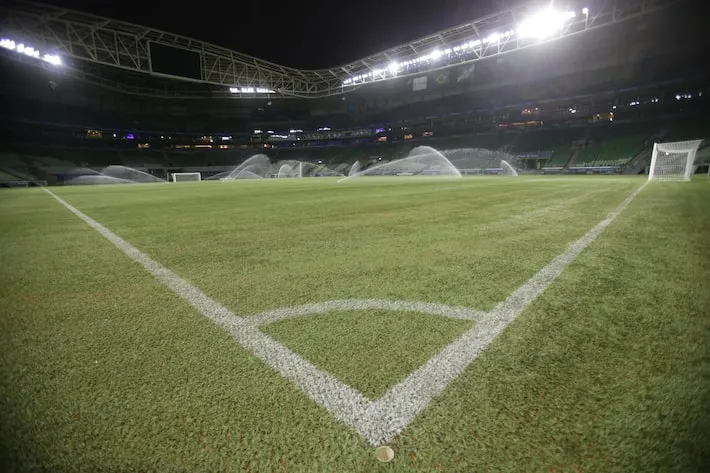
left=43, top=54, right=61, bottom=65
left=516, top=9, right=575, bottom=39
left=341, top=8, right=577, bottom=86
left=1, top=37, right=62, bottom=65
left=229, top=86, right=274, bottom=94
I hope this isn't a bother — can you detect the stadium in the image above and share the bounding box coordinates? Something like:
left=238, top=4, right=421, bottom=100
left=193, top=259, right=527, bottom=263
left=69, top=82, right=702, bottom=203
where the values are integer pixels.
left=0, top=0, right=708, bottom=471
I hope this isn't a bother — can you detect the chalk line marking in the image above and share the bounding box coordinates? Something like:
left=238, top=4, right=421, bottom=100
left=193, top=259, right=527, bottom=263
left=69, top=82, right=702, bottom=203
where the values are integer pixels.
left=42, top=182, right=646, bottom=445
left=245, top=299, right=485, bottom=327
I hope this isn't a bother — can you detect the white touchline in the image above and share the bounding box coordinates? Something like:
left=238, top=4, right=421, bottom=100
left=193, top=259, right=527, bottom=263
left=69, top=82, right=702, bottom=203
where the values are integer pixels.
left=41, top=188, right=374, bottom=440
left=366, top=181, right=649, bottom=443
left=42, top=182, right=647, bottom=445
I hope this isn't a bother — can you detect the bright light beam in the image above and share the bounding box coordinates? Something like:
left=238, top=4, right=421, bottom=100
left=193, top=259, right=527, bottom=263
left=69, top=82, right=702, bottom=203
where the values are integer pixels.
left=516, top=9, right=576, bottom=40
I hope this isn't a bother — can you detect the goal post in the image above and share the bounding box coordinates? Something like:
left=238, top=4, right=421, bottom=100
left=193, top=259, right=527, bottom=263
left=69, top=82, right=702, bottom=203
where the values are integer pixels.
left=648, top=139, right=702, bottom=182
left=170, top=172, right=202, bottom=183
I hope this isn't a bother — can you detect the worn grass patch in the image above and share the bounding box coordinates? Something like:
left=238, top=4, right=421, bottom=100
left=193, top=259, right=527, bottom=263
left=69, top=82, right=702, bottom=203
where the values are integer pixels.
left=262, top=309, right=473, bottom=399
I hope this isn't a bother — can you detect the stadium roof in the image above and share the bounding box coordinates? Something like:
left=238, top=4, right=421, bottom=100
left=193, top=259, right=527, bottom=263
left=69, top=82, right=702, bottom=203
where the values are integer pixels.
left=0, top=0, right=681, bottom=99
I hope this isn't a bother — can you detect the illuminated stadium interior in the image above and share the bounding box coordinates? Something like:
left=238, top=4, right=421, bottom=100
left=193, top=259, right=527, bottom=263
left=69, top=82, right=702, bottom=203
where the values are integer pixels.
left=0, top=0, right=707, bottom=184
left=1, top=0, right=710, bottom=471
left=0, top=0, right=692, bottom=98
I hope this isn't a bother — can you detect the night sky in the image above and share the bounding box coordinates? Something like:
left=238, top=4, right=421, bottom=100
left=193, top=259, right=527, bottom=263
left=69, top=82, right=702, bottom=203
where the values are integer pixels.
left=43, top=0, right=503, bottom=69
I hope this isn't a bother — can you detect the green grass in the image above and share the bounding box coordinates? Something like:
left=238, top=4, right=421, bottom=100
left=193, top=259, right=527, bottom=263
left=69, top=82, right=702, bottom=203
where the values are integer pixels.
left=262, top=309, right=473, bottom=399
left=1, top=175, right=709, bottom=472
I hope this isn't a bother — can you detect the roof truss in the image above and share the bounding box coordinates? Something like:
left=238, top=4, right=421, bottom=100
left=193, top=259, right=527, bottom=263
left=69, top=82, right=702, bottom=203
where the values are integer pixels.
left=0, top=0, right=680, bottom=99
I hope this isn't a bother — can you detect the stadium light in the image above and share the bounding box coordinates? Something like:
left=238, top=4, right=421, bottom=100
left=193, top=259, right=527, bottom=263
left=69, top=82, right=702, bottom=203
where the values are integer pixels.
left=484, top=33, right=499, bottom=43
left=516, top=9, right=576, bottom=40
left=1, top=37, right=62, bottom=65
left=340, top=8, right=573, bottom=86
left=229, top=86, right=274, bottom=94
left=43, top=54, right=61, bottom=65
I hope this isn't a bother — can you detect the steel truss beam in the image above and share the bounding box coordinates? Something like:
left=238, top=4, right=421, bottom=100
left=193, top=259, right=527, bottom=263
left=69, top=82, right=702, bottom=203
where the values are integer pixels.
left=0, top=0, right=681, bottom=99
left=0, top=0, right=321, bottom=97
left=337, top=0, right=680, bottom=90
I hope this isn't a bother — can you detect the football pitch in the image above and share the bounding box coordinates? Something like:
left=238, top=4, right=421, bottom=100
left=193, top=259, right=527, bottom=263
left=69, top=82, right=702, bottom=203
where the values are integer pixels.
left=1, top=175, right=709, bottom=472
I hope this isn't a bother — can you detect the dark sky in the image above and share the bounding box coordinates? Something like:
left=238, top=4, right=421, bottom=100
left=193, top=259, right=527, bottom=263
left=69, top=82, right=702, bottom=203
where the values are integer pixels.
left=44, top=0, right=502, bottom=69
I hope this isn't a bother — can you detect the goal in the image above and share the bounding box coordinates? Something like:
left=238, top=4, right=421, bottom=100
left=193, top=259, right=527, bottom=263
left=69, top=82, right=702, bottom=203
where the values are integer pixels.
left=170, top=172, right=201, bottom=183
left=648, top=140, right=702, bottom=181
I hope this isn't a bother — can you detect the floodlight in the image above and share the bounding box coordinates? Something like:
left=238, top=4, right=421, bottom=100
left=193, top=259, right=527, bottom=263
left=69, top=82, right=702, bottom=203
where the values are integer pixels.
left=43, top=54, right=61, bottom=65
left=16, top=43, right=39, bottom=57
left=388, top=62, right=399, bottom=74
left=1, top=38, right=16, bottom=49
left=582, top=7, right=589, bottom=15
left=2, top=37, right=62, bottom=65
left=229, top=86, right=273, bottom=94
left=485, top=33, right=500, bottom=43
left=516, top=9, right=575, bottom=39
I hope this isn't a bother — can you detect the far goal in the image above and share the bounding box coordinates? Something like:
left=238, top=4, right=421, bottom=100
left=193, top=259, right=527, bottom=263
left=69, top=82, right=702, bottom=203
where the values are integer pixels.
left=171, top=172, right=201, bottom=183
left=648, top=140, right=702, bottom=181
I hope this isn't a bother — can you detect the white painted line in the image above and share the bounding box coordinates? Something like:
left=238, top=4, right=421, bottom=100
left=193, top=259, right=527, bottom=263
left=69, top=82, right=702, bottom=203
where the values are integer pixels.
left=491, top=182, right=647, bottom=318
left=40, top=188, right=374, bottom=438
left=365, top=181, right=649, bottom=443
left=246, top=299, right=485, bottom=327
left=42, top=182, right=647, bottom=446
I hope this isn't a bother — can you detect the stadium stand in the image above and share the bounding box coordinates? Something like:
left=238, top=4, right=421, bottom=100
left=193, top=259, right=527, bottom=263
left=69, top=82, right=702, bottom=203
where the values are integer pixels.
left=0, top=170, right=19, bottom=182
left=664, top=116, right=710, bottom=142
left=571, top=121, right=661, bottom=168
left=0, top=161, right=40, bottom=187
left=515, top=127, right=587, bottom=168
left=1, top=28, right=709, bottom=180
left=1, top=109, right=707, bottom=180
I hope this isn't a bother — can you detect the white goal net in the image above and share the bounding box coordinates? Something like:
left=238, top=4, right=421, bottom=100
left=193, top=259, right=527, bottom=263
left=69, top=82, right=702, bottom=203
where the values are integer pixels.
left=648, top=140, right=702, bottom=181
left=171, top=172, right=201, bottom=183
